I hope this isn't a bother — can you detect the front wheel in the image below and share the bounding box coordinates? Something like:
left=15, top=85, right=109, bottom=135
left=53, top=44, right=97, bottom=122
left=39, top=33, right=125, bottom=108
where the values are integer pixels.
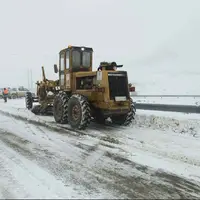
left=68, top=94, right=91, bottom=130
left=53, top=91, right=69, bottom=124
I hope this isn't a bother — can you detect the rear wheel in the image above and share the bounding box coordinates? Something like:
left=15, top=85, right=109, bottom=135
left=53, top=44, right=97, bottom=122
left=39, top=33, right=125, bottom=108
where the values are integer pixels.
left=25, top=92, right=33, bottom=110
left=112, top=98, right=136, bottom=126
left=68, top=94, right=91, bottom=130
left=11, top=94, right=17, bottom=99
left=53, top=91, right=69, bottom=124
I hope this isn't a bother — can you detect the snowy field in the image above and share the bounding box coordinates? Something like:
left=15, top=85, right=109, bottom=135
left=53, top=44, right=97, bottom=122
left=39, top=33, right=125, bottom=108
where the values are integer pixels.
left=0, top=98, right=200, bottom=198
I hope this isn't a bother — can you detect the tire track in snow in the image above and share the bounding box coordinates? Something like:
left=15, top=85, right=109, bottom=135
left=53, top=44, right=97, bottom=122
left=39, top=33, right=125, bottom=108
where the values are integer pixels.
left=2, top=126, right=200, bottom=198
left=76, top=141, right=200, bottom=199
left=118, top=134, right=200, bottom=168
left=0, top=128, right=123, bottom=198
left=103, top=151, right=200, bottom=199
left=0, top=140, right=83, bottom=199
left=0, top=108, right=123, bottom=149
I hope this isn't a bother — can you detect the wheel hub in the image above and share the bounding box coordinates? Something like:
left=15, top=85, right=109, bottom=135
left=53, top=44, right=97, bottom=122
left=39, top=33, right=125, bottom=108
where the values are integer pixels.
left=72, top=105, right=80, bottom=121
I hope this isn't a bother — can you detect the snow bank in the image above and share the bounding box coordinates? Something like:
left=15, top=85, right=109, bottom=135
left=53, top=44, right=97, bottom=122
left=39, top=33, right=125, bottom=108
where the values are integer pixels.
left=134, top=110, right=200, bottom=137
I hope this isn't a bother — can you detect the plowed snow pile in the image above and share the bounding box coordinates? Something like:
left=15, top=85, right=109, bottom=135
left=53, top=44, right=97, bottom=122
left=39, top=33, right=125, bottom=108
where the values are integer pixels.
left=135, top=110, right=200, bottom=137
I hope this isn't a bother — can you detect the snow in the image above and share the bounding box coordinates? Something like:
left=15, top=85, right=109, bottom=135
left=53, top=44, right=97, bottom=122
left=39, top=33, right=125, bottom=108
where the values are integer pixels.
left=137, top=109, right=200, bottom=120
left=135, top=110, right=200, bottom=137
left=0, top=115, right=117, bottom=199
left=0, top=140, right=78, bottom=199
left=1, top=98, right=200, bottom=198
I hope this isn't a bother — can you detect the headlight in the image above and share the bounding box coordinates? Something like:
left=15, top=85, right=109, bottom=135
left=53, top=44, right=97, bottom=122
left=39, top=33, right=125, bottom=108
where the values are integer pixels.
left=81, top=47, right=85, bottom=51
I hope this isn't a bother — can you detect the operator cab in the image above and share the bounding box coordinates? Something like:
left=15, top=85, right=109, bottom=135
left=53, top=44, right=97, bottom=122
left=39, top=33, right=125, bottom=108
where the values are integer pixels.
left=54, top=45, right=93, bottom=74
left=53, top=45, right=93, bottom=89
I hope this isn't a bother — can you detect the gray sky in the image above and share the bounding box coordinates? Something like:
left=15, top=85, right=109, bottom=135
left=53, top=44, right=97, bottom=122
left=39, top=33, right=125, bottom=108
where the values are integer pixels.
left=0, top=0, right=200, bottom=89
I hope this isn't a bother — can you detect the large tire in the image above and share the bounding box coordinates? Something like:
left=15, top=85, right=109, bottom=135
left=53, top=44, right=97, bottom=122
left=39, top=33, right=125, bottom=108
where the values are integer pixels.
left=112, top=98, right=136, bottom=126
left=25, top=92, right=33, bottom=110
left=11, top=94, right=17, bottom=99
left=68, top=94, right=91, bottom=130
left=53, top=91, right=69, bottom=124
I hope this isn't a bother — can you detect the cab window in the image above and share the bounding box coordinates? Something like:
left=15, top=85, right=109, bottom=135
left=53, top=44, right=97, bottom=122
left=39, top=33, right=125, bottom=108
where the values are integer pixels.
left=66, top=51, right=69, bottom=69
left=72, top=51, right=81, bottom=68
left=60, top=53, right=65, bottom=71
left=82, top=52, right=91, bottom=67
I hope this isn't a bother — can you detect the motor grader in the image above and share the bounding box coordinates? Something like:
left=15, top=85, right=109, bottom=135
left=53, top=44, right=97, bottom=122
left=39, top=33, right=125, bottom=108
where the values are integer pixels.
left=26, top=45, right=136, bottom=130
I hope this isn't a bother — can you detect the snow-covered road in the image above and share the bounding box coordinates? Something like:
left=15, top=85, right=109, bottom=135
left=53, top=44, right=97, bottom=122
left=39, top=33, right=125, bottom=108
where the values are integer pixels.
left=0, top=99, right=200, bottom=198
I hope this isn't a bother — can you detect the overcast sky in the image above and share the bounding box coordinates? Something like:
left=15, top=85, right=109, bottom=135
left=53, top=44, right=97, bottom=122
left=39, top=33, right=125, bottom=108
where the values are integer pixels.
left=0, top=0, right=199, bottom=88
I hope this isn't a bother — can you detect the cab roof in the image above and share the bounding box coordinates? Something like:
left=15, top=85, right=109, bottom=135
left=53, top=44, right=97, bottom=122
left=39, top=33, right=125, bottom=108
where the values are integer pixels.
left=59, top=45, right=93, bottom=54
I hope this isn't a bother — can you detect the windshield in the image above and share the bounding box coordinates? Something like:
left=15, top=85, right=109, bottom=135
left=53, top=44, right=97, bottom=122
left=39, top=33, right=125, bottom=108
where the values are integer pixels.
left=72, top=50, right=91, bottom=68
left=82, top=51, right=91, bottom=67
left=11, top=88, right=17, bottom=91
left=72, top=51, right=81, bottom=67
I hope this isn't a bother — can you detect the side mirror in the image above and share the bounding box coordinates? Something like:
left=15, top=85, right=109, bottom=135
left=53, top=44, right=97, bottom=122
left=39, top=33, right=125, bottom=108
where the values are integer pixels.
left=54, top=64, right=58, bottom=73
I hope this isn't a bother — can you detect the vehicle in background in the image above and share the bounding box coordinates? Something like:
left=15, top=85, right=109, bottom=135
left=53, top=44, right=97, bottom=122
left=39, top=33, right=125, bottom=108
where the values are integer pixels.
left=8, top=88, right=18, bottom=99
left=0, top=87, right=35, bottom=99
left=9, top=87, right=35, bottom=99
left=17, top=86, right=30, bottom=98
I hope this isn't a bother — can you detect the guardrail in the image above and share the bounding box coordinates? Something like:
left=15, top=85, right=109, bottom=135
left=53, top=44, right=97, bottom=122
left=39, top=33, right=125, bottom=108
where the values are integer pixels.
left=135, top=102, right=200, bottom=114
left=131, top=94, right=200, bottom=98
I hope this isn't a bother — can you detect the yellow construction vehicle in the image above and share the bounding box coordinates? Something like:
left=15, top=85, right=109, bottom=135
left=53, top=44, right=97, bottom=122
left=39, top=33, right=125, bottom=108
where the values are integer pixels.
left=51, top=45, right=136, bottom=130
left=25, top=66, right=59, bottom=115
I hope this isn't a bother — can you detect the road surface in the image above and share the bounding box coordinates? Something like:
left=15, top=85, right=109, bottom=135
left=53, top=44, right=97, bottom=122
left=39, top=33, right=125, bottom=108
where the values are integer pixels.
left=0, top=111, right=200, bottom=198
